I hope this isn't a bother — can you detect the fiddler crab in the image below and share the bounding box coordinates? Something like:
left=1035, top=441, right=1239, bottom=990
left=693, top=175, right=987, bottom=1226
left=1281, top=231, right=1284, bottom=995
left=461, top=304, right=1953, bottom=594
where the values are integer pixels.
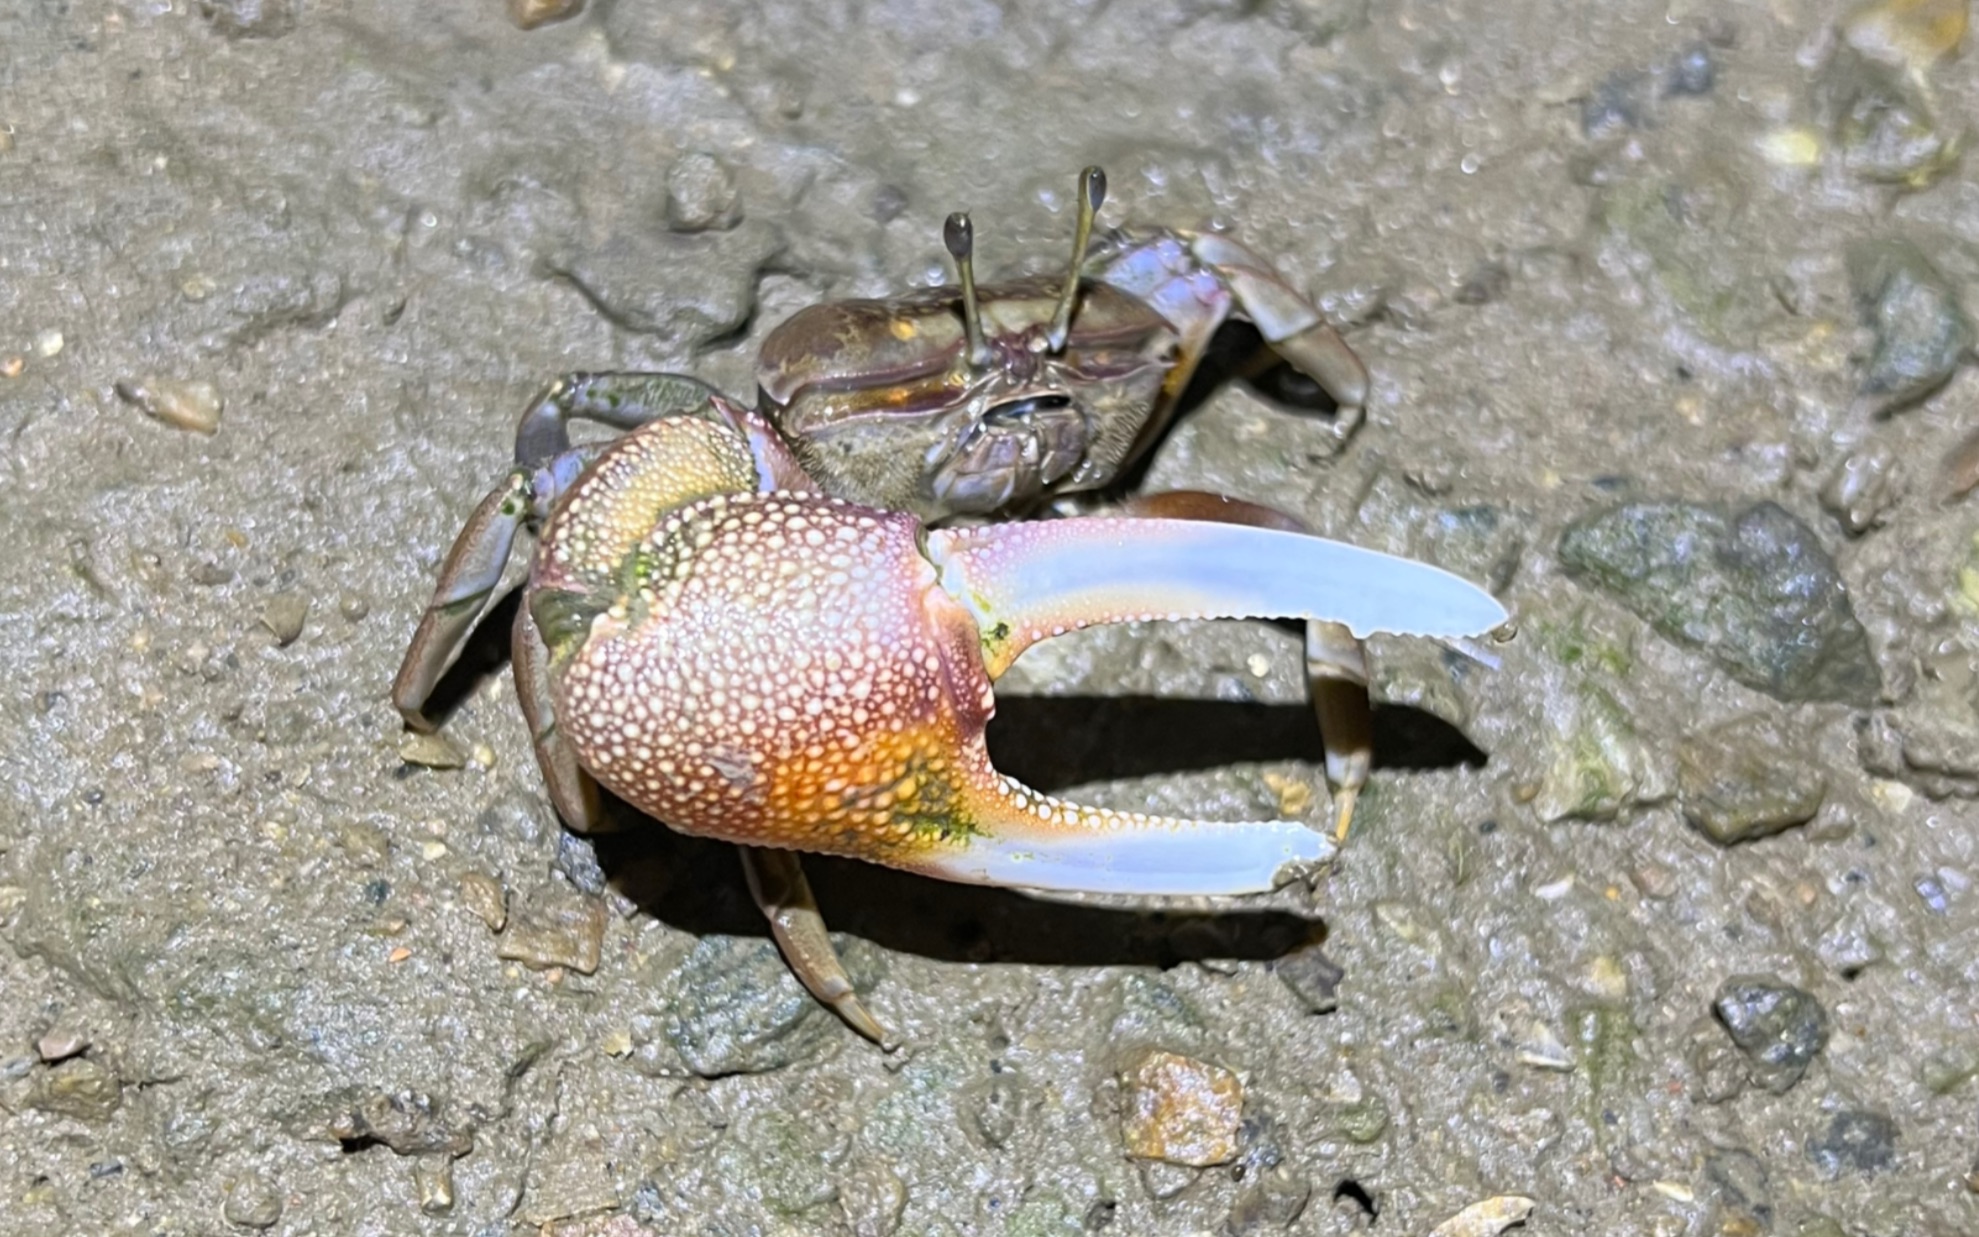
left=394, top=168, right=1506, bottom=1047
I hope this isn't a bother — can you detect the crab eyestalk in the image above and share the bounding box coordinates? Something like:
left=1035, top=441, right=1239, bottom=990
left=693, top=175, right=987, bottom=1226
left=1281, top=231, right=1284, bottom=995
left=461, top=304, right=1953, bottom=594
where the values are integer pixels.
left=551, top=490, right=1506, bottom=898
left=1045, top=166, right=1106, bottom=353
left=944, top=212, right=993, bottom=369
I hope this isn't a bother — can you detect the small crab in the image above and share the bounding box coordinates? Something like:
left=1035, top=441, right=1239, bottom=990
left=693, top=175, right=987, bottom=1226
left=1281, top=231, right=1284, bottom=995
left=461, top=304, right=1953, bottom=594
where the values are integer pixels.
left=394, top=173, right=1507, bottom=1046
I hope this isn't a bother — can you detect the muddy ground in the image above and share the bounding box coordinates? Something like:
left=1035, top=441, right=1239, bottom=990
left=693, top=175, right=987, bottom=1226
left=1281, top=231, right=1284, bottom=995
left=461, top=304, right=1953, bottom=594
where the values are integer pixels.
left=3, top=1, right=1978, bottom=1234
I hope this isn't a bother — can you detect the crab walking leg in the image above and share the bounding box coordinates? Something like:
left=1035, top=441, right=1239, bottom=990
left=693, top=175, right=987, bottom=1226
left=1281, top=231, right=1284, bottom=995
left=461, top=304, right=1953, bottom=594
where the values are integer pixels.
left=392, top=449, right=594, bottom=729
left=512, top=601, right=606, bottom=833
left=1306, top=623, right=1372, bottom=842
left=1117, top=492, right=1374, bottom=842
left=928, top=517, right=1508, bottom=681
left=393, top=470, right=533, bottom=729
left=1189, top=233, right=1371, bottom=421
left=740, top=848, right=898, bottom=1050
left=512, top=372, right=726, bottom=465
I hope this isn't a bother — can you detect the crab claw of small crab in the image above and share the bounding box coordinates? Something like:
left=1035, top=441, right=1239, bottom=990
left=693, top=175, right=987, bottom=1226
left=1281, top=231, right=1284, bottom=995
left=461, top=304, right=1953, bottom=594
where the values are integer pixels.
left=554, top=495, right=1505, bottom=899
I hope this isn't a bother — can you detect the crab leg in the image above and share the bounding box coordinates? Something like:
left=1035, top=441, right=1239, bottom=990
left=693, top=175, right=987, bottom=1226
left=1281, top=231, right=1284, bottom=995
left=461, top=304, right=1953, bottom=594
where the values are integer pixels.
left=740, top=848, right=898, bottom=1050
left=513, top=372, right=724, bottom=465
left=1117, top=492, right=1373, bottom=842
left=1188, top=233, right=1370, bottom=419
left=392, top=450, right=593, bottom=730
left=513, top=600, right=606, bottom=832
left=393, top=470, right=534, bottom=730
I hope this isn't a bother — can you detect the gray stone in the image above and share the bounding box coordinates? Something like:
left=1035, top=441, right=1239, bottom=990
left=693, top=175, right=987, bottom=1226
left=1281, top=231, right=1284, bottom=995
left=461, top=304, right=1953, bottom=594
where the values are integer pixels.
left=666, top=153, right=744, bottom=233
left=1271, top=940, right=1345, bottom=1014
left=1713, top=976, right=1829, bottom=1094
left=28, top=1057, right=122, bottom=1122
left=1819, top=50, right=1961, bottom=191
left=222, top=1176, right=283, bottom=1228
left=1857, top=710, right=1979, bottom=798
left=495, top=887, right=607, bottom=974
left=1677, top=718, right=1828, bottom=844
left=259, top=592, right=308, bottom=646
left=1226, top=1118, right=1311, bottom=1233
left=661, top=936, right=857, bottom=1076
left=1807, top=1109, right=1898, bottom=1178
left=1820, top=442, right=1905, bottom=535
left=1847, top=238, right=1972, bottom=414
left=1559, top=500, right=1880, bottom=705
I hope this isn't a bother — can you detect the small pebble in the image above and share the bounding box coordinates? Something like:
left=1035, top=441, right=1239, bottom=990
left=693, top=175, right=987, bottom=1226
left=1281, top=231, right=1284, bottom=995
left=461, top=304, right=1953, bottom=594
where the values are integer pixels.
left=222, top=1176, right=283, bottom=1229
left=1516, top=1021, right=1574, bottom=1071
left=509, top=0, right=583, bottom=29
left=338, top=592, right=370, bottom=622
left=1940, top=424, right=1979, bottom=501
left=1822, top=442, right=1905, bottom=534
left=337, top=821, right=391, bottom=865
left=35, top=1023, right=89, bottom=1063
left=1428, top=1196, right=1536, bottom=1237
left=29, top=1057, right=122, bottom=1122
left=1664, top=42, right=1716, bottom=96
left=960, top=1074, right=1022, bottom=1150
left=1713, top=975, right=1829, bottom=1093
left=1119, top=1049, right=1243, bottom=1167
left=34, top=329, right=63, bottom=357
left=666, top=152, right=743, bottom=233
left=1807, top=1108, right=1898, bottom=1178
left=1630, top=863, right=1679, bottom=899
left=1585, top=954, right=1628, bottom=1000
left=497, top=890, right=607, bottom=974
left=1272, top=940, right=1345, bottom=1013
left=1678, top=720, right=1828, bottom=845
left=1842, top=0, right=1967, bottom=75
left=1847, top=239, right=1972, bottom=416
left=116, top=377, right=224, bottom=434
left=459, top=872, right=508, bottom=932
left=260, top=593, right=309, bottom=646
left=1136, top=1159, right=1198, bottom=1200
left=0, top=356, right=23, bottom=378
left=414, top=1154, right=455, bottom=1214
left=400, top=732, right=467, bottom=769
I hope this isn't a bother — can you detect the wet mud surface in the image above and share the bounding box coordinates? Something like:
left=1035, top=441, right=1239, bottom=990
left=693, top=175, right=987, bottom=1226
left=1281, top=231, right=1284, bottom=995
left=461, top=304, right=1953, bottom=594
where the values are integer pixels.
left=3, top=2, right=1978, bottom=1234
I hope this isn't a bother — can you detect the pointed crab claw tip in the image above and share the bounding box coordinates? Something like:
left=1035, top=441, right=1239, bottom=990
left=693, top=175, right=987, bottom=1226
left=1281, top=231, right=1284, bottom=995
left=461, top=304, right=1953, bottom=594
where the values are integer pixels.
left=915, top=777, right=1337, bottom=896
left=927, top=518, right=1508, bottom=675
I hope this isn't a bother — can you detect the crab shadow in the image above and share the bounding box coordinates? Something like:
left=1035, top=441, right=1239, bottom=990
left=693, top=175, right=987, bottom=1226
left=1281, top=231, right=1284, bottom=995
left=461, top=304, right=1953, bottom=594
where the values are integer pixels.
left=583, top=694, right=1482, bottom=972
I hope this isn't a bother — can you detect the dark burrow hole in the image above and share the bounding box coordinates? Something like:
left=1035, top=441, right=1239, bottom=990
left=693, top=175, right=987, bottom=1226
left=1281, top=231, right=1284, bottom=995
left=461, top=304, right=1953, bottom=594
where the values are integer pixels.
left=1333, top=1178, right=1379, bottom=1220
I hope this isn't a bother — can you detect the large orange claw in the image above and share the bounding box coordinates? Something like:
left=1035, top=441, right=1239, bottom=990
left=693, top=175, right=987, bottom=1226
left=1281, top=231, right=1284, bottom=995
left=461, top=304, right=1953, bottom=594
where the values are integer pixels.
left=542, top=487, right=1505, bottom=896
